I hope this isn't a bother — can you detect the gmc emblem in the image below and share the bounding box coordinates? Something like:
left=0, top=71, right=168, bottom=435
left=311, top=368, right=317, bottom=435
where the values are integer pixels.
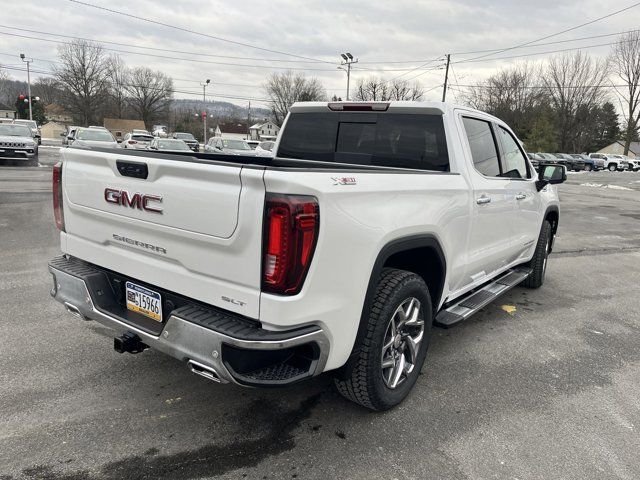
left=104, top=188, right=163, bottom=213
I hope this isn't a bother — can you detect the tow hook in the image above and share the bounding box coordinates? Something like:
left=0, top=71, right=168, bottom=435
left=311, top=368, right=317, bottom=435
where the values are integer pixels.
left=114, top=332, right=148, bottom=354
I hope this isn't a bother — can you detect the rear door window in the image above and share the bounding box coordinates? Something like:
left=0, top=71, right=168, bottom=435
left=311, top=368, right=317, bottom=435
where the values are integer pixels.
left=278, top=113, right=449, bottom=171
left=461, top=117, right=500, bottom=177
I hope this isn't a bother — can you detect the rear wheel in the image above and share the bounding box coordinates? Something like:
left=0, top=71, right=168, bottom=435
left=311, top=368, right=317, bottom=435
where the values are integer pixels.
left=334, top=269, right=432, bottom=411
left=522, top=221, right=552, bottom=289
left=584, top=164, right=592, bottom=172
left=608, top=164, right=617, bottom=172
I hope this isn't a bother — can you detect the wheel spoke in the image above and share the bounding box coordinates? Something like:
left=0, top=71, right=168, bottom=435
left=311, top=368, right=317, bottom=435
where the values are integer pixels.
left=389, top=354, right=406, bottom=388
left=405, top=332, right=423, bottom=364
left=381, top=356, right=395, bottom=369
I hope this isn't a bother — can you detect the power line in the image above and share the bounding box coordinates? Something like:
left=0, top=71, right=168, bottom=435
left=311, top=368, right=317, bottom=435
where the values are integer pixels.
left=0, top=30, right=341, bottom=71
left=453, top=39, right=630, bottom=64
left=0, top=24, right=329, bottom=64
left=459, top=1, right=640, bottom=63
left=67, top=0, right=334, bottom=65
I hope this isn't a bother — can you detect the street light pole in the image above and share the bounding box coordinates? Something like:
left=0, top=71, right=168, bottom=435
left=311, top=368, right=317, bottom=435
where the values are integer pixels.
left=20, top=53, right=33, bottom=121
left=201, top=79, right=210, bottom=145
left=338, top=52, right=358, bottom=101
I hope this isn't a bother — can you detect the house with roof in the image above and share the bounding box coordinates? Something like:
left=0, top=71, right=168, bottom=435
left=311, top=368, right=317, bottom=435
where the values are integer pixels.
left=597, top=140, right=640, bottom=157
left=249, top=121, right=279, bottom=141
left=103, top=118, right=147, bottom=142
left=0, top=102, right=15, bottom=119
left=214, top=122, right=249, bottom=140
left=45, top=104, right=73, bottom=124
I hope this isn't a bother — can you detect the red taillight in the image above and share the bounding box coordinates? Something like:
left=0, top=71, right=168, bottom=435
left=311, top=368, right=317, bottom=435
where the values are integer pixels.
left=262, top=194, right=319, bottom=295
left=53, top=162, right=65, bottom=231
left=128, top=140, right=137, bottom=144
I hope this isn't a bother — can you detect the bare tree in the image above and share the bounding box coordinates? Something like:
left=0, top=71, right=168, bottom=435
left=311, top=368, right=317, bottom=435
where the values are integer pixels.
left=464, top=63, right=547, bottom=139
left=32, top=77, right=63, bottom=105
left=106, top=55, right=129, bottom=119
left=55, top=40, right=110, bottom=126
left=263, top=71, right=326, bottom=125
left=125, top=67, right=173, bottom=125
left=354, top=77, right=424, bottom=101
left=543, top=51, right=608, bottom=151
left=611, top=31, right=640, bottom=155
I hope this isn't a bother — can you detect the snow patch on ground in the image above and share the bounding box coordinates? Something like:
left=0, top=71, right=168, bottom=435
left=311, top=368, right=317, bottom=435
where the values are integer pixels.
left=580, top=183, right=633, bottom=190
left=580, top=183, right=633, bottom=191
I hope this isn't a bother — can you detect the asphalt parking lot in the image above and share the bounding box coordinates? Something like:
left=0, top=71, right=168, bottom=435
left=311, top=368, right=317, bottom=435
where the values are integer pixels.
left=1, top=150, right=639, bottom=480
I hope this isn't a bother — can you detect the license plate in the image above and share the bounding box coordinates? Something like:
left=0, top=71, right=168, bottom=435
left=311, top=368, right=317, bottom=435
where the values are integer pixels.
left=126, top=281, right=162, bottom=322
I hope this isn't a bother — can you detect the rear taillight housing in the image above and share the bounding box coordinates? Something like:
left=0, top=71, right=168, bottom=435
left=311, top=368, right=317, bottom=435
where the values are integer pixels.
left=53, top=162, right=65, bottom=231
left=262, top=194, right=319, bottom=295
left=128, top=140, right=137, bottom=144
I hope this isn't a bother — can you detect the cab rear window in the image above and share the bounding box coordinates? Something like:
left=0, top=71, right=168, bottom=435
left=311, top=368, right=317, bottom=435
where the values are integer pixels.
left=278, top=113, right=449, bottom=171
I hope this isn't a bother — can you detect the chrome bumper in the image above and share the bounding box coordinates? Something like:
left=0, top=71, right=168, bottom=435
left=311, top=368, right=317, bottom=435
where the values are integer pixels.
left=49, top=259, right=329, bottom=386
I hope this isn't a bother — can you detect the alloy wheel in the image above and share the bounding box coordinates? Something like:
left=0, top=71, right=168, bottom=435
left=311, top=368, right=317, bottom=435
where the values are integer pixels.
left=381, top=297, right=424, bottom=389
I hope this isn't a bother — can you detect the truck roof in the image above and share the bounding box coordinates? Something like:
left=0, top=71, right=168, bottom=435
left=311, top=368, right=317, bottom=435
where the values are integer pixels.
left=289, top=101, right=481, bottom=116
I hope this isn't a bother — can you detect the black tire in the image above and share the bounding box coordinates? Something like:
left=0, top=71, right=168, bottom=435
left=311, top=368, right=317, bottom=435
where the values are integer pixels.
left=522, top=221, right=552, bottom=289
left=608, top=164, right=617, bottom=172
left=584, top=164, right=592, bottom=172
left=334, top=268, right=432, bottom=411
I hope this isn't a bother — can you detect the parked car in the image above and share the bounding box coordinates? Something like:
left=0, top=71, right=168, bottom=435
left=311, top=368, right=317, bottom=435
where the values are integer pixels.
left=620, top=155, right=639, bottom=171
left=254, top=140, right=275, bottom=158
left=205, top=137, right=254, bottom=155
left=537, top=153, right=561, bottom=164
left=526, top=152, right=544, bottom=167
left=588, top=153, right=622, bottom=171
left=171, top=132, right=199, bottom=151
left=570, top=154, right=596, bottom=171
left=122, top=132, right=154, bottom=150
left=554, top=153, right=584, bottom=171
left=0, top=123, right=38, bottom=165
left=61, top=125, right=80, bottom=146
left=608, top=154, right=630, bottom=171
left=70, top=127, right=118, bottom=149
left=148, top=138, right=193, bottom=152
left=49, top=101, right=566, bottom=411
left=246, top=140, right=260, bottom=150
left=13, top=119, right=41, bottom=145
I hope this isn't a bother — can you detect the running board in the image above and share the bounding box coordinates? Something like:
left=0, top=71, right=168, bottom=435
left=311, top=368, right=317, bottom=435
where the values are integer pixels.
left=434, top=267, right=532, bottom=328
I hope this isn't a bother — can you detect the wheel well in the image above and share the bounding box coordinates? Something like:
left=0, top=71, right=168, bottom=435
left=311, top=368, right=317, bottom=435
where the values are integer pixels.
left=383, top=247, right=445, bottom=310
left=545, top=210, right=559, bottom=236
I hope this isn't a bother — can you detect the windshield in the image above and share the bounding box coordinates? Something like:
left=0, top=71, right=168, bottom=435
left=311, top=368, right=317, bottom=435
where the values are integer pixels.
left=222, top=139, right=251, bottom=150
left=157, top=139, right=191, bottom=150
left=75, top=129, right=115, bottom=141
left=175, top=133, right=195, bottom=140
left=15, top=120, right=37, bottom=129
left=132, top=135, right=153, bottom=142
left=0, top=124, right=33, bottom=137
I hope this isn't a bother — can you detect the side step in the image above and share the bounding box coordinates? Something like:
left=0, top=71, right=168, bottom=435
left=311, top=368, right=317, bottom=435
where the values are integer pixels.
left=434, top=267, right=532, bottom=328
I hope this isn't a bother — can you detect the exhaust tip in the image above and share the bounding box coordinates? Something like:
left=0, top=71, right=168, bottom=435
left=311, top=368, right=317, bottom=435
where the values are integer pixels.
left=188, top=360, right=221, bottom=383
left=64, top=302, right=85, bottom=319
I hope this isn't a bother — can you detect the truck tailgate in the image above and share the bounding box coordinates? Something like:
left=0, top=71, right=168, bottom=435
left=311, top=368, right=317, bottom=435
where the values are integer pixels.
left=60, top=148, right=265, bottom=318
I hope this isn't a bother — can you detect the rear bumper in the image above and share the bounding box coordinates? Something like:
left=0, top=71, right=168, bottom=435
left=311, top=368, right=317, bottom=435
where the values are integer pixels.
left=48, top=255, right=329, bottom=387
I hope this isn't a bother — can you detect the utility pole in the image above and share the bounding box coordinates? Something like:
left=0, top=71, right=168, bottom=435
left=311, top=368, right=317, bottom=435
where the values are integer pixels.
left=338, top=53, right=358, bottom=101
left=442, top=54, right=451, bottom=102
left=201, top=78, right=210, bottom=145
left=247, top=101, right=251, bottom=140
left=20, top=53, right=33, bottom=120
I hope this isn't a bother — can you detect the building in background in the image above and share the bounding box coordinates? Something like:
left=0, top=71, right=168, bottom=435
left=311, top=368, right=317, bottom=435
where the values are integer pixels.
left=41, top=121, right=67, bottom=139
left=214, top=121, right=249, bottom=140
left=597, top=141, right=640, bottom=157
left=45, top=104, right=73, bottom=124
left=103, top=118, right=147, bottom=142
left=0, top=103, right=15, bottom=119
left=249, top=121, right=279, bottom=141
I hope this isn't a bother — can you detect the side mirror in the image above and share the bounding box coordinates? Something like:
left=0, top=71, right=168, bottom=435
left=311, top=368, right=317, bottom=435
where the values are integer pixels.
left=536, top=163, right=566, bottom=191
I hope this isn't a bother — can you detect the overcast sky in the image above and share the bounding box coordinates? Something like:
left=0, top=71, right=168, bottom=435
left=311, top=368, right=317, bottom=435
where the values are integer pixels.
left=0, top=0, right=638, bottom=109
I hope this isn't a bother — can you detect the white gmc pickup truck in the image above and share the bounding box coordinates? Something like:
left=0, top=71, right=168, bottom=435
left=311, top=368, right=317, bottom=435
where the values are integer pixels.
left=49, top=101, right=566, bottom=410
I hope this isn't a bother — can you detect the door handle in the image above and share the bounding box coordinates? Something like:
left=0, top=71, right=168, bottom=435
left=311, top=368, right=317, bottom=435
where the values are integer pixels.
left=476, top=195, right=491, bottom=205
left=515, top=193, right=526, bottom=200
